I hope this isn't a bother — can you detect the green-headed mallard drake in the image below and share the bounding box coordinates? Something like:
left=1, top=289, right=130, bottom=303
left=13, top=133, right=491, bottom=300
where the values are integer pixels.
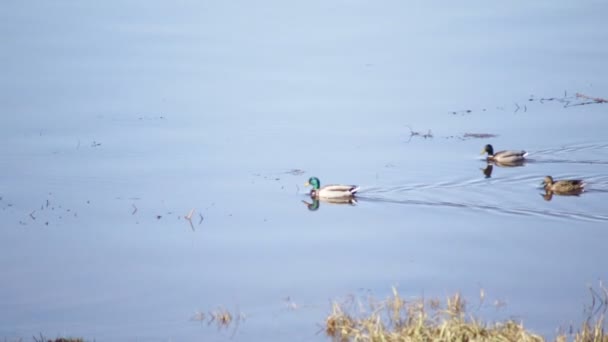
left=481, top=144, right=527, bottom=164
left=542, top=176, right=585, bottom=193
left=304, top=177, right=359, bottom=199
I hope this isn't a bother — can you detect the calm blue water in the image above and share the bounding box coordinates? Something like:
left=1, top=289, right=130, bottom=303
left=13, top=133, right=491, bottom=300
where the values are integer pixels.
left=1, top=1, right=607, bottom=341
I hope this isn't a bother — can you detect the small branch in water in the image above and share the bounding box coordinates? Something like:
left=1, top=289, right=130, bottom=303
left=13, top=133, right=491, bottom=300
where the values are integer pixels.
left=284, top=168, right=306, bottom=176
left=463, top=133, right=498, bottom=139
left=450, top=109, right=473, bottom=115
left=199, top=213, right=204, bottom=224
left=576, top=93, right=608, bottom=103
left=185, top=208, right=195, bottom=231
left=29, top=210, right=36, bottom=220
left=405, top=126, right=433, bottom=142
left=185, top=208, right=194, bottom=220
left=131, top=204, right=138, bottom=215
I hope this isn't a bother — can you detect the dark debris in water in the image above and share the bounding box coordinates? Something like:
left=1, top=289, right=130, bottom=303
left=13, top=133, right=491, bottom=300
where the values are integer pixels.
left=405, top=126, right=433, bottom=142
left=450, top=91, right=607, bottom=116
left=284, top=168, right=306, bottom=176
left=450, top=109, right=476, bottom=115
left=138, top=115, right=166, bottom=121
left=462, top=133, right=499, bottom=139
left=405, top=126, right=498, bottom=141
left=191, top=307, right=246, bottom=337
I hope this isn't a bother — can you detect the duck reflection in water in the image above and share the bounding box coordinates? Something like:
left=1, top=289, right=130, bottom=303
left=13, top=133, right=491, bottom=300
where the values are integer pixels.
left=481, top=164, right=494, bottom=178
left=301, top=197, right=358, bottom=211
left=541, top=190, right=585, bottom=201
left=480, top=159, right=525, bottom=178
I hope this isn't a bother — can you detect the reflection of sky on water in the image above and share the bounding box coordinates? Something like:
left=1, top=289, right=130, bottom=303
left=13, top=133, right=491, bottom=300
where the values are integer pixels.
left=1, top=1, right=608, bottom=340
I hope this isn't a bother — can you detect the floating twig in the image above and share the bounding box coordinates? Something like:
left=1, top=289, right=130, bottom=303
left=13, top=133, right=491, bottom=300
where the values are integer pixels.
left=185, top=208, right=195, bottom=231
left=284, top=168, right=306, bottom=176
left=131, top=204, right=138, bottom=215
left=462, top=133, right=499, bottom=139
left=576, top=93, right=608, bottom=103
left=192, top=307, right=247, bottom=339
left=405, top=126, right=433, bottom=142
left=185, top=208, right=194, bottom=220
left=450, top=109, right=473, bottom=115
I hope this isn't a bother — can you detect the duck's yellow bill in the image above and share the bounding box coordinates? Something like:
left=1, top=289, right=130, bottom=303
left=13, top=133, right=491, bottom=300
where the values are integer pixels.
left=480, top=149, right=486, bottom=155
left=304, top=181, right=310, bottom=186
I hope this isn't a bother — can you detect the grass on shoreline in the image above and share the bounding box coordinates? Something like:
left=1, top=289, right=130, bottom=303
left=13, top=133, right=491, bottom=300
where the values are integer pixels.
left=32, top=336, right=84, bottom=342
left=325, top=287, right=607, bottom=342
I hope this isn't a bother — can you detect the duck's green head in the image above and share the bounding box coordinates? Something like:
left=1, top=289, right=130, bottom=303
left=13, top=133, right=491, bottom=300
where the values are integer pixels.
left=304, top=177, right=321, bottom=189
left=481, top=144, right=494, bottom=156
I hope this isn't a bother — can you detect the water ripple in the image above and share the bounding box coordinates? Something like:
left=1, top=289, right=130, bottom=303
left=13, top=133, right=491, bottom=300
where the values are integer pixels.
left=357, top=174, right=608, bottom=223
left=534, top=142, right=608, bottom=154
left=529, top=142, right=608, bottom=164
left=356, top=193, right=608, bottom=223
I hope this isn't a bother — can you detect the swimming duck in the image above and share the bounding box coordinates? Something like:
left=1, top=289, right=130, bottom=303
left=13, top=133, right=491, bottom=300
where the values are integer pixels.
left=304, top=177, right=359, bottom=199
left=481, top=144, right=527, bottom=164
left=542, top=176, right=585, bottom=193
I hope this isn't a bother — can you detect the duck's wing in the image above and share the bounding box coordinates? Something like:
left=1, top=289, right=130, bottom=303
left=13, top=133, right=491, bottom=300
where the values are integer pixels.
left=553, top=179, right=585, bottom=193
left=566, top=179, right=585, bottom=188
left=492, top=150, right=528, bottom=162
left=323, top=184, right=359, bottom=193
left=495, top=150, right=527, bottom=158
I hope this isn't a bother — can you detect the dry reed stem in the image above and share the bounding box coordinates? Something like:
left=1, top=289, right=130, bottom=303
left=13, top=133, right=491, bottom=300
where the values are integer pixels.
left=325, top=289, right=606, bottom=342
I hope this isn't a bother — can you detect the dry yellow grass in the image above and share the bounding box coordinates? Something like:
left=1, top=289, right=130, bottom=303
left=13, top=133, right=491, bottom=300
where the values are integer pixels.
left=325, top=287, right=606, bottom=342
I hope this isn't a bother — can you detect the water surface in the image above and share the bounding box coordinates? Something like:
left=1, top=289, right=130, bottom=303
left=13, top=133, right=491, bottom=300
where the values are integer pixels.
left=1, top=1, right=608, bottom=341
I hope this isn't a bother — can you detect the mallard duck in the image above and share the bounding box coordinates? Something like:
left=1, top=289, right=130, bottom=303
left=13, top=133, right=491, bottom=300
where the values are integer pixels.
left=304, top=177, right=359, bottom=199
left=481, top=144, right=527, bottom=164
left=542, top=176, right=585, bottom=193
